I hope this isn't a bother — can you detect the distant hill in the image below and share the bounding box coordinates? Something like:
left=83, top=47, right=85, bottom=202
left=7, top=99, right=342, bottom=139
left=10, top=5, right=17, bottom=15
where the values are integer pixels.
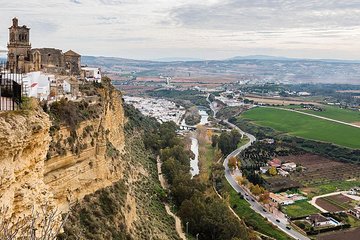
left=81, top=55, right=360, bottom=84
left=228, top=55, right=296, bottom=61
left=228, top=55, right=360, bottom=63
left=153, top=57, right=204, bottom=62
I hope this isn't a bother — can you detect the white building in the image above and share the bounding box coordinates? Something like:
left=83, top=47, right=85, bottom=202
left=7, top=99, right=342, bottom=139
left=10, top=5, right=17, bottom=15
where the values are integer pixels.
left=278, top=169, right=290, bottom=177
left=63, top=79, right=71, bottom=94
left=281, top=162, right=297, bottom=172
left=349, top=207, right=360, bottom=219
left=307, top=214, right=339, bottom=227
left=269, top=193, right=294, bottom=206
left=298, top=91, right=311, bottom=96
left=23, top=71, right=54, bottom=100
left=260, top=166, right=270, bottom=174
left=81, top=67, right=101, bottom=83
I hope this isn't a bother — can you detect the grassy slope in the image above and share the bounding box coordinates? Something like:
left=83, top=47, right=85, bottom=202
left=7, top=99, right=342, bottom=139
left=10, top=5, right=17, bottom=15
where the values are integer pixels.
left=283, top=201, right=320, bottom=219
left=284, top=105, right=360, bottom=123
left=60, top=134, right=180, bottom=240
left=241, top=107, right=360, bottom=149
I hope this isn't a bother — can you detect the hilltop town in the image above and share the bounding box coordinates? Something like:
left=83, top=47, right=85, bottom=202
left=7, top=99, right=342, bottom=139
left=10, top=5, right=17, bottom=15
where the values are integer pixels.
left=1, top=18, right=101, bottom=110
left=0, top=12, right=360, bottom=240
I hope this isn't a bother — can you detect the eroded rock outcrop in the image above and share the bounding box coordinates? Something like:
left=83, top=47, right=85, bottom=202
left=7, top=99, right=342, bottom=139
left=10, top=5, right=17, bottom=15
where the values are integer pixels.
left=0, top=84, right=126, bottom=235
left=0, top=109, right=53, bottom=223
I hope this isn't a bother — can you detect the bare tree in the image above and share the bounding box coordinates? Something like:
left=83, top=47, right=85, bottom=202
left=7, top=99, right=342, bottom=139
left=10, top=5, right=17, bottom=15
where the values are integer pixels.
left=0, top=203, right=70, bottom=240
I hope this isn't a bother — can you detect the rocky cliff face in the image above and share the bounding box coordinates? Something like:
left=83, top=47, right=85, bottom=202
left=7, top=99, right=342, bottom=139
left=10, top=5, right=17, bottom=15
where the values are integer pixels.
left=45, top=87, right=125, bottom=213
left=0, top=109, right=54, bottom=224
left=0, top=84, right=126, bottom=234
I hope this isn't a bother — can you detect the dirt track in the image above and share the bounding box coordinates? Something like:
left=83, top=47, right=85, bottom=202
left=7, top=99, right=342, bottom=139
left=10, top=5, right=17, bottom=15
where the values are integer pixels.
left=157, top=157, right=186, bottom=240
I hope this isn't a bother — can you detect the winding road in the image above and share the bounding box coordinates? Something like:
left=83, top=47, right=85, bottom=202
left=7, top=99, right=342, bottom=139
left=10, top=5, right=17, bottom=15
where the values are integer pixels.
left=207, top=96, right=309, bottom=240
left=222, top=121, right=309, bottom=240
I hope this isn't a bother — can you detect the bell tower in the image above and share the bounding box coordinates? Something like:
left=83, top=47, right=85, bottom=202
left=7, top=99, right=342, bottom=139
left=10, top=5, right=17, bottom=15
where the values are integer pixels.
left=7, top=17, right=31, bottom=73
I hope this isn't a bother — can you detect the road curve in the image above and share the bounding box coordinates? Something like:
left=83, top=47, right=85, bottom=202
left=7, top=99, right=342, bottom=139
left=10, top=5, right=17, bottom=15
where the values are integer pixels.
left=220, top=121, right=309, bottom=240
left=206, top=97, right=309, bottom=239
left=263, top=106, right=360, bottom=129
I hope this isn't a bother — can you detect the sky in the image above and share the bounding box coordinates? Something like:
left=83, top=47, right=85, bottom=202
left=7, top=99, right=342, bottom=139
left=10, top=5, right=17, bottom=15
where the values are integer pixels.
left=1, top=0, right=360, bottom=60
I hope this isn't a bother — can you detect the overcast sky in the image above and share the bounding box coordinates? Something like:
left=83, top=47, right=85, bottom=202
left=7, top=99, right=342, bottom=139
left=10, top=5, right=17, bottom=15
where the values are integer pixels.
left=1, top=0, right=360, bottom=60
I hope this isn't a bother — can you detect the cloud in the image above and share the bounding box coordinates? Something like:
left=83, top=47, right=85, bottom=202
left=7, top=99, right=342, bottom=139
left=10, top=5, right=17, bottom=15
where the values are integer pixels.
left=170, top=0, right=360, bottom=31
left=1, top=0, right=360, bottom=60
left=70, top=0, right=81, bottom=4
left=28, top=20, right=59, bottom=34
left=98, top=0, right=137, bottom=5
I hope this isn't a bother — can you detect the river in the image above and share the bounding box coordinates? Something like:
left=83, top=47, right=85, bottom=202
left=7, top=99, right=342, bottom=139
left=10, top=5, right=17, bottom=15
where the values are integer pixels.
left=190, top=137, right=200, bottom=177
left=189, top=108, right=209, bottom=178
left=199, top=109, right=209, bottom=125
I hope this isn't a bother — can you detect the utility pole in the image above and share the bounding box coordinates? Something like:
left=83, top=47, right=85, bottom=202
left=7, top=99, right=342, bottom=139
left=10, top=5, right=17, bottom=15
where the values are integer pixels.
left=186, top=222, right=189, bottom=235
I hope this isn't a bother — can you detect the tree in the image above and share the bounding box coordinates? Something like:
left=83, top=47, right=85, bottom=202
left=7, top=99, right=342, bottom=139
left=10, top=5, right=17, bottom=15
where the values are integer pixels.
left=214, top=148, right=222, bottom=161
left=259, top=192, right=270, bottom=204
left=0, top=204, right=69, bottom=240
left=230, top=129, right=242, bottom=148
left=228, top=156, right=237, bottom=171
left=250, top=184, right=263, bottom=196
left=218, top=133, right=232, bottom=155
left=237, top=158, right=241, bottom=169
left=211, top=135, right=219, bottom=148
left=240, top=178, right=249, bottom=186
left=268, top=166, right=278, bottom=176
left=235, top=176, right=243, bottom=186
left=207, top=129, right=213, bottom=140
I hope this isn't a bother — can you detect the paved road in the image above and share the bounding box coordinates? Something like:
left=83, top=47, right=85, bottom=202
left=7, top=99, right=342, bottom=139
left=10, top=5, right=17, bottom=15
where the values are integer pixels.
left=221, top=121, right=309, bottom=240
left=206, top=94, right=218, bottom=118
left=264, top=106, right=360, bottom=129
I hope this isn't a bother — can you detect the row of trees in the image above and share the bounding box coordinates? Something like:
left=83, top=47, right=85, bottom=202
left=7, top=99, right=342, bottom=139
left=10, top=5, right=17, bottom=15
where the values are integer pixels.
left=212, top=129, right=242, bottom=156
left=236, top=176, right=270, bottom=205
left=157, top=124, right=250, bottom=240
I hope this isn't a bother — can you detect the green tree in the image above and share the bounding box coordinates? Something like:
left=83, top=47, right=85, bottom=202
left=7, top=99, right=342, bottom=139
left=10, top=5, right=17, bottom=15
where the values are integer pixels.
left=268, top=166, right=278, bottom=176
left=211, top=135, right=219, bottom=148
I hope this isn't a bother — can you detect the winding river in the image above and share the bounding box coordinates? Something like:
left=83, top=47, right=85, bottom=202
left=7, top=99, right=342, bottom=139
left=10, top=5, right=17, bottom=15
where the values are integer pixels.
left=190, top=137, right=200, bottom=177
left=189, top=107, right=209, bottom=178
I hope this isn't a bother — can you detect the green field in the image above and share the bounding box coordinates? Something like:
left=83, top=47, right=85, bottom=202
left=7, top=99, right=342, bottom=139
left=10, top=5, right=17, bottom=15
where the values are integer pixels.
left=241, top=107, right=360, bottom=149
left=283, top=200, right=320, bottom=219
left=284, top=105, right=360, bottom=123
left=307, top=180, right=360, bottom=197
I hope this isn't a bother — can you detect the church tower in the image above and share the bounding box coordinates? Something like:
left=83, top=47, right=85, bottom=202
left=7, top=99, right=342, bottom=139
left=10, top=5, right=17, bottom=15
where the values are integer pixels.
left=7, top=17, right=31, bottom=73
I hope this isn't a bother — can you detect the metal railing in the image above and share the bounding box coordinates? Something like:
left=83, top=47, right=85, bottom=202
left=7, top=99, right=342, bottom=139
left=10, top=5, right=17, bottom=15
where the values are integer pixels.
left=0, top=62, right=23, bottom=111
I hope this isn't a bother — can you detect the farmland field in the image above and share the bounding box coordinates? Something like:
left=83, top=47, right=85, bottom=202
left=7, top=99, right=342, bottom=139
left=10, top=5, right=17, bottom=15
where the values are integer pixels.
left=318, top=227, right=360, bottom=240
left=315, top=194, right=353, bottom=212
left=279, top=154, right=360, bottom=196
left=284, top=105, right=360, bottom=123
left=279, top=154, right=360, bottom=186
left=283, top=200, right=321, bottom=219
left=241, top=107, right=360, bottom=149
left=315, top=198, right=344, bottom=212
